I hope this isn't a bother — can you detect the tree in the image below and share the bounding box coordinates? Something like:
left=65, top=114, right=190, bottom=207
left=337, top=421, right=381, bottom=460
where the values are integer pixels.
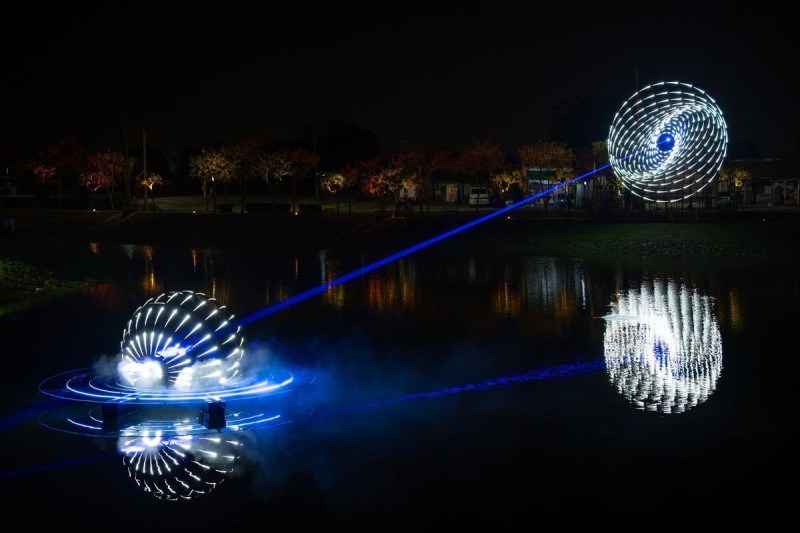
left=360, top=159, right=398, bottom=213
left=28, top=156, right=57, bottom=208
left=139, top=173, right=165, bottom=212
left=341, top=161, right=368, bottom=215
left=394, top=142, right=451, bottom=202
left=457, top=139, right=504, bottom=210
left=288, top=147, right=320, bottom=202
left=718, top=165, right=750, bottom=204
left=189, top=147, right=233, bottom=213
left=320, top=172, right=346, bottom=213
left=576, top=139, right=621, bottom=212
left=287, top=147, right=318, bottom=212
left=81, top=152, right=123, bottom=209
left=252, top=150, right=294, bottom=204
left=38, top=141, right=83, bottom=207
left=518, top=141, right=573, bottom=209
left=490, top=169, right=525, bottom=201
left=222, top=141, right=258, bottom=214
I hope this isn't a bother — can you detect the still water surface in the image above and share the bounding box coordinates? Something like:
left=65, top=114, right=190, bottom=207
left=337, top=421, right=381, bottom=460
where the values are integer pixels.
left=2, top=242, right=798, bottom=525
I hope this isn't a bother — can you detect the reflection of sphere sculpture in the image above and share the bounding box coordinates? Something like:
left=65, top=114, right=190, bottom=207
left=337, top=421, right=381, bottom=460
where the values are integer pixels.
left=603, top=280, right=723, bottom=413
left=119, top=431, right=241, bottom=501
left=120, top=291, right=245, bottom=389
left=608, top=82, right=728, bottom=202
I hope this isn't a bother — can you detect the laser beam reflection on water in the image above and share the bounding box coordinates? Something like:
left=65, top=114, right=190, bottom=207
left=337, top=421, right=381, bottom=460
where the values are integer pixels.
left=311, top=359, right=605, bottom=419
left=13, top=360, right=603, bottom=480
left=238, top=163, right=614, bottom=326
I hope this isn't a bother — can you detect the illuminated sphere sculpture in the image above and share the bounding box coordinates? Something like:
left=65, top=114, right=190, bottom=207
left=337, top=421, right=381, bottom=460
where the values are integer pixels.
left=608, top=81, right=728, bottom=202
left=120, top=291, right=245, bottom=390
left=603, top=280, right=723, bottom=414
left=119, top=432, right=241, bottom=501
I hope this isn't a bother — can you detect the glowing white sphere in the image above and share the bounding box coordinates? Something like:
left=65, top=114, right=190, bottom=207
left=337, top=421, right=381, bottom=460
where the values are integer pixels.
left=603, top=280, right=723, bottom=414
left=120, top=291, right=245, bottom=390
left=608, top=81, right=728, bottom=203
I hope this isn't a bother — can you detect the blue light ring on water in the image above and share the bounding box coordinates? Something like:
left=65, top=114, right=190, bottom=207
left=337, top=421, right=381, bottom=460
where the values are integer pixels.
left=39, top=367, right=296, bottom=404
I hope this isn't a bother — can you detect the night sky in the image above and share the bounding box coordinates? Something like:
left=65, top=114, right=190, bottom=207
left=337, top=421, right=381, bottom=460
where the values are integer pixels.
left=4, top=4, right=797, bottom=158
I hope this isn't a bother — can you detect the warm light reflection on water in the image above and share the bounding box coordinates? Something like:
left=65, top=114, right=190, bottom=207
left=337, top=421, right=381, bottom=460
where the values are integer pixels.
left=320, top=251, right=345, bottom=310
left=141, top=263, right=163, bottom=296
left=603, top=280, right=723, bottom=414
left=365, top=260, right=416, bottom=314
left=86, top=282, right=130, bottom=311
left=87, top=245, right=738, bottom=374
left=90, top=245, right=596, bottom=332
left=492, top=282, right=522, bottom=317
left=727, top=289, right=743, bottom=332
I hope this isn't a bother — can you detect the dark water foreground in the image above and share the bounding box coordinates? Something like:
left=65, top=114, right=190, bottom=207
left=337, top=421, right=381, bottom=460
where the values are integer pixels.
left=1, top=241, right=798, bottom=526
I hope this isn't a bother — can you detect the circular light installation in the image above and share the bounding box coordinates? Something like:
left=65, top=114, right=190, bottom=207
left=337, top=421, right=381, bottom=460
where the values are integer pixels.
left=38, top=290, right=308, bottom=435
left=603, top=279, right=723, bottom=414
left=119, top=432, right=241, bottom=501
left=608, top=81, right=728, bottom=202
left=120, top=291, right=244, bottom=389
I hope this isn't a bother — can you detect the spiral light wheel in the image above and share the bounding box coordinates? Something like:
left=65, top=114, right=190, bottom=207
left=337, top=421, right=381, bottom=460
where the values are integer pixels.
left=608, top=81, right=728, bottom=203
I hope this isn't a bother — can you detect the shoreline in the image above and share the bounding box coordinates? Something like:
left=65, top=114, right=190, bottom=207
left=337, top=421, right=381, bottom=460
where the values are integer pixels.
left=2, top=208, right=798, bottom=317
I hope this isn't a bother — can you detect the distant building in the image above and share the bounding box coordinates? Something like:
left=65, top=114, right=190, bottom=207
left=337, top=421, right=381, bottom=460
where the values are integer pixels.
left=729, top=158, right=799, bottom=205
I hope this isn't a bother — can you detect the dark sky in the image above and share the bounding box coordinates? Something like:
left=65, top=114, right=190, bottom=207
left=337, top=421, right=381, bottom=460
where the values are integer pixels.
left=3, top=4, right=797, bottom=157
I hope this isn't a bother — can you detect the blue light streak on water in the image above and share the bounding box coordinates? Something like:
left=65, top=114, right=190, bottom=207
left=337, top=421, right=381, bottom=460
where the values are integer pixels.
left=310, top=359, right=605, bottom=419
left=0, top=403, right=48, bottom=433
left=18, top=360, right=602, bottom=478
left=0, top=452, right=117, bottom=480
left=238, top=163, right=614, bottom=325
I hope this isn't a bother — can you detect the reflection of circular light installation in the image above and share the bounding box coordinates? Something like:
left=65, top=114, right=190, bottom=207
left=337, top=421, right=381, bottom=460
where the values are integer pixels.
left=603, top=279, right=723, bottom=414
left=120, top=291, right=244, bottom=389
left=119, top=431, right=241, bottom=501
left=608, top=82, right=728, bottom=203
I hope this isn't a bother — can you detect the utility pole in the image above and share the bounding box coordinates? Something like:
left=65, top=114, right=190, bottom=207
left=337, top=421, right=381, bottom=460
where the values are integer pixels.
left=142, top=128, right=147, bottom=209
left=123, top=121, right=130, bottom=204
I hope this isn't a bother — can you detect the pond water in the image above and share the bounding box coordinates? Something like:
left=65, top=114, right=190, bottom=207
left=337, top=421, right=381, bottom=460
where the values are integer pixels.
left=2, top=241, right=798, bottom=526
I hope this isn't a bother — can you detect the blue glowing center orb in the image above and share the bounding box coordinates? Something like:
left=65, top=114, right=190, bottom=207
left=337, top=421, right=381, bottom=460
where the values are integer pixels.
left=656, top=133, right=675, bottom=151
left=119, top=291, right=245, bottom=390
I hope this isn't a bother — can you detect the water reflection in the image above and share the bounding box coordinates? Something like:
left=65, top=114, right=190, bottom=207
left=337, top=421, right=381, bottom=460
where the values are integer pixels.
left=603, top=280, right=723, bottom=414
left=118, top=432, right=242, bottom=501
left=522, top=258, right=584, bottom=316
left=87, top=282, right=131, bottom=311
left=726, top=289, right=743, bottom=332
left=86, top=245, right=595, bottom=333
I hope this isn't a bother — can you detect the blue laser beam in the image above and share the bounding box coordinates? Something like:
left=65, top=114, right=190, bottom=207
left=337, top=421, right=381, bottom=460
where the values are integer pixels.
left=239, top=162, right=615, bottom=325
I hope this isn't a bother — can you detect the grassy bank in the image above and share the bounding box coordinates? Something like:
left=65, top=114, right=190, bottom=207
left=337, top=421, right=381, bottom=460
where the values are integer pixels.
left=0, top=210, right=118, bottom=317
left=457, top=219, right=800, bottom=259
left=380, top=217, right=800, bottom=272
